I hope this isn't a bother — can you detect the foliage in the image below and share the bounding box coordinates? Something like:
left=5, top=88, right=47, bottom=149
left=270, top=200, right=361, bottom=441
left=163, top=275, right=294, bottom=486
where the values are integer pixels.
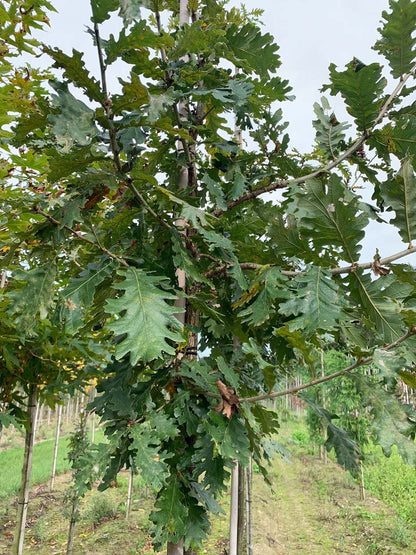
left=83, top=492, right=118, bottom=524
left=365, top=445, right=416, bottom=526
left=1, top=0, right=416, bottom=551
left=105, top=268, right=184, bottom=364
left=373, top=0, right=416, bottom=78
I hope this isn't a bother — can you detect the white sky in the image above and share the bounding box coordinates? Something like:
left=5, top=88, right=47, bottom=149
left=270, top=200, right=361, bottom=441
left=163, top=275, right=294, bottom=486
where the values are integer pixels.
left=37, top=0, right=415, bottom=266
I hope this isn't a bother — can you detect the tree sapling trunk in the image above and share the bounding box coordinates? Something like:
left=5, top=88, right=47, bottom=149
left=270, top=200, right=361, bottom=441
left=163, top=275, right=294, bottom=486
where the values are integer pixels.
left=12, top=384, right=38, bottom=555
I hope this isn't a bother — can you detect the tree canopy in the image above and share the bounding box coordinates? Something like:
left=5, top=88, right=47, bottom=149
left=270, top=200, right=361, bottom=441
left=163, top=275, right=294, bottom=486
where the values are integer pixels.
left=1, top=0, right=416, bottom=550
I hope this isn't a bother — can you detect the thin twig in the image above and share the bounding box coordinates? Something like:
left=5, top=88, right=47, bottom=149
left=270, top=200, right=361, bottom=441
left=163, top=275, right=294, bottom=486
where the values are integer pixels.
left=213, top=62, right=416, bottom=217
left=34, top=208, right=129, bottom=267
left=93, top=22, right=108, bottom=100
left=93, top=22, right=122, bottom=174
left=155, top=9, right=168, bottom=64
left=94, top=20, right=172, bottom=232
left=240, top=328, right=416, bottom=403
left=125, top=179, right=172, bottom=230
left=28, top=350, right=58, bottom=365
left=204, top=262, right=265, bottom=279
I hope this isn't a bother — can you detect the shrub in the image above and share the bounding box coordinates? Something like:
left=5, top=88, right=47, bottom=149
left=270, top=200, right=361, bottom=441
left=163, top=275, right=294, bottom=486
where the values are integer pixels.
left=84, top=493, right=118, bottom=524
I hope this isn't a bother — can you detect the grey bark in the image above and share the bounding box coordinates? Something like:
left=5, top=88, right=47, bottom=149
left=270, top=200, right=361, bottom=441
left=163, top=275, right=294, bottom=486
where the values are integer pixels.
left=12, top=384, right=38, bottom=555
left=167, top=1, right=190, bottom=554
left=167, top=539, right=184, bottom=555
left=32, top=397, right=40, bottom=444
left=320, top=350, right=328, bottom=463
left=88, top=382, right=96, bottom=443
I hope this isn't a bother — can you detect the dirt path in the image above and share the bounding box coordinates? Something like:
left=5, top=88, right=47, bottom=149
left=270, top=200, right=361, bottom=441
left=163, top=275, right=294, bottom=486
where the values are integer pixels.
left=250, top=448, right=416, bottom=554
left=2, top=428, right=416, bottom=554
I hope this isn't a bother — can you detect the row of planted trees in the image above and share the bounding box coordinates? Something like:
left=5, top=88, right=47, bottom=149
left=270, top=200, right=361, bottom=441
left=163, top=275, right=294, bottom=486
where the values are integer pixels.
left=2, top=0, right=416, bottom=553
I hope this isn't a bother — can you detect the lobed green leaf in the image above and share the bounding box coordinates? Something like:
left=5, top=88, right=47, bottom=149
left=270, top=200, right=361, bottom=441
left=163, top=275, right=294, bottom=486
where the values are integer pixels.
left=106, top=268, right=183, bottom=364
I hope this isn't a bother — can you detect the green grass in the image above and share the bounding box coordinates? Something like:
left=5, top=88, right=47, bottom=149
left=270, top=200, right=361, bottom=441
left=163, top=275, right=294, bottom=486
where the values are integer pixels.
left=364, top=444, right=416, bottom=526
left=0, top=428, right=105, bottom=499
left=0, top=437, right=71, bottom=498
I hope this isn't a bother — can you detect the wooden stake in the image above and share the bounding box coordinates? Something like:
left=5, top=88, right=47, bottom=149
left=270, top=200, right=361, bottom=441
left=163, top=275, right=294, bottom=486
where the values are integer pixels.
left=229, top=461, right=239, bottom=555
left=50, top=404, right=62, bottom=491
left=126, top=464, right=134, bottom=520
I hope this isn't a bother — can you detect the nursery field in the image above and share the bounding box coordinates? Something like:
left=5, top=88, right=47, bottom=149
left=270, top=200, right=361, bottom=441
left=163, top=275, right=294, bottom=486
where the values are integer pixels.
left=1, top=418, right=416, bottom=554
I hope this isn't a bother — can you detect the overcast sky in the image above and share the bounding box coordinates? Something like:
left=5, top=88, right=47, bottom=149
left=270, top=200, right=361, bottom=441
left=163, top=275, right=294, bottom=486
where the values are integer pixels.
left=38, top=0, right=414, bottom=266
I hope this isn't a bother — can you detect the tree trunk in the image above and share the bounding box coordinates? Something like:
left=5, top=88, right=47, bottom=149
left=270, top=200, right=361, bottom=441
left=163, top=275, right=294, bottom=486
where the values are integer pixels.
left=12, top=384, right=38, bottom=555
left=90, top=411, right=96, bottom=444
left=50, top=404, right=62, bottom=491
left=66, top=499, right=77, bottom=555
left=320, top=350, right=327, bottom=463
left=167, top=1, right=193, bottom=553
left=65, top=396, right=70, bottom=425
left=38, top=403, right=44, bottom=427
left=285, top=377, right=289, bottom=410
left=167, top=539, right=184, bottom=555
left=229, top=461, right=239, bottom=555
left=74, top=392, right=79, bottom=420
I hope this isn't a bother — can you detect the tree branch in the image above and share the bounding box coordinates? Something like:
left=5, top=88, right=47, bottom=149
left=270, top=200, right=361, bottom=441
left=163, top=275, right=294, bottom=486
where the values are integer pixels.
left=34, top=208, right=129, bottom=267
left=125, top=179, right=172, bottom=231
left=332, top=245, right=416, bottom=275
left=203, top=245, right=416, bottom=280
left=155, top=9, right=167, bottom=64
left=93, top=22, right=122, bottom=173
left=212, top=62, right=416, bottom=217
left=93, top=21, right=172, bottom=233
left=240, top=328, right=416, bottom=403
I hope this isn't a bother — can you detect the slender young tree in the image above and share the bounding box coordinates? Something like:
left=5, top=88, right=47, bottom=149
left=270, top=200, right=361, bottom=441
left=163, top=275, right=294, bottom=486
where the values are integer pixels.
left=2, top=1, right=416, bottom=553
left=12, top=384, right=38, bottom=555
left=66, top=410, right=91, bottom=555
